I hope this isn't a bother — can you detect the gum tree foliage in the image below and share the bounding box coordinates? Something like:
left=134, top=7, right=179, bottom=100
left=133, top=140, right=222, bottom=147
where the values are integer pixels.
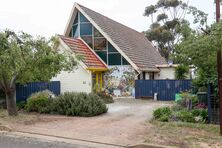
left=144, top=0, right=208, bottom=60
left=172, top=22, right=222, bottom=89
left=0, top=30, right=77, bottom=116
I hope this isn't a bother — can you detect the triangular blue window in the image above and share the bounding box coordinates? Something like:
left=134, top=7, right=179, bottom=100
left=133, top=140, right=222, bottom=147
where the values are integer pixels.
left=80, top=13, right=90, bottom=22
left=69, top=11, right=130, bottom=66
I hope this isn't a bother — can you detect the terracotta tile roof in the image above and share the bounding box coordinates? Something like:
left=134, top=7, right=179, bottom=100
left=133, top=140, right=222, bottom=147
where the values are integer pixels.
left=77, top=4, right=167, bottom=70
left=59, top=35, right=107, bottom=69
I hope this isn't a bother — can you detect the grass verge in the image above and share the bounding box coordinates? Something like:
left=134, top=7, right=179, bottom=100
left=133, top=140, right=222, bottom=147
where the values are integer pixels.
left=144, top=120, right=222, bottom=147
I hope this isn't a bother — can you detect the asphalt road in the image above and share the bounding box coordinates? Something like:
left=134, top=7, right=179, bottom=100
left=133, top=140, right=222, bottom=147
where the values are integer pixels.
left=0, top=133, right=91, bottom=148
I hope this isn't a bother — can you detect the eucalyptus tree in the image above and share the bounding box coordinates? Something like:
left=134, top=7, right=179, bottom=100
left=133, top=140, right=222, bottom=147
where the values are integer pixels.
left=144, top=0, right=208, bottom=60
left=0, top=30, right=77, bottom=116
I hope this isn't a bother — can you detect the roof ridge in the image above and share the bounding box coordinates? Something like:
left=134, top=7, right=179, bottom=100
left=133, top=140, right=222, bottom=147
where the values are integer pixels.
left=77, top=3, right=145, bottom=36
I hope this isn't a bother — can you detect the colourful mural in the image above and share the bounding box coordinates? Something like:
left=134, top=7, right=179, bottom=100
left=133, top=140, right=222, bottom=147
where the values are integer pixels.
left=103, top=66, right=135, bottom=96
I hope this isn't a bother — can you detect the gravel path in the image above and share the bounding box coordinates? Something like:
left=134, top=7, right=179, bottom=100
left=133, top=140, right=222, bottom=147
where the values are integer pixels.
left=9, top=98, right=170, bottom=146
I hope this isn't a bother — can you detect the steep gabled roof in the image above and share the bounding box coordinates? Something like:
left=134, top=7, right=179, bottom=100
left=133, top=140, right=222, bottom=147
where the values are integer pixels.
left=59, top=35, right=107, bottom=69
left=64, top=3, right=167, bottom=71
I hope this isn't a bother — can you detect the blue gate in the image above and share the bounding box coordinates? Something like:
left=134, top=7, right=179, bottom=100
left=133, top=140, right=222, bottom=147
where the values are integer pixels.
left=135, top=80, right=192, bottom=101
left=16, top=81, right=61, bottom=102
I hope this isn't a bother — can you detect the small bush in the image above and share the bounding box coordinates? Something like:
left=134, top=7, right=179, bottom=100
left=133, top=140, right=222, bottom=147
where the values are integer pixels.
left=153, top=107, right=172, bottom=122
left=25, top=90, right=53, bottom=113
left=52, top=92, right=108, bottom=116
left=96, top=91, right=114, bottom=104
left=176, top=110, right=195, bottom=123
left=191, top=109, right=208, bottom=122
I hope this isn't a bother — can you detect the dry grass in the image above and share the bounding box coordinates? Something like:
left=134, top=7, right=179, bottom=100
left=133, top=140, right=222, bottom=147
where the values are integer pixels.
left=0, top=109, right=40, bottom=126
left=145, top=120, right=222, bottom=148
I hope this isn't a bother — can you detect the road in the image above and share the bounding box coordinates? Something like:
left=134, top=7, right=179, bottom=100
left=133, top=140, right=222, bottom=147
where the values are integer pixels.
left=0, top=133, right=90, bottom=148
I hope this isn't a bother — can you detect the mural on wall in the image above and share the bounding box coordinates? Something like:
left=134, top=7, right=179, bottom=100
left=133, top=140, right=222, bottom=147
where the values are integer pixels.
left=103, top=66, right=135, bottom=96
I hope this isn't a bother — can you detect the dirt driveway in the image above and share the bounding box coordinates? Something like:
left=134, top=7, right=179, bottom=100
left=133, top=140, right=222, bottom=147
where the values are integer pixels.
left=10, top=98, right=170, bottom=146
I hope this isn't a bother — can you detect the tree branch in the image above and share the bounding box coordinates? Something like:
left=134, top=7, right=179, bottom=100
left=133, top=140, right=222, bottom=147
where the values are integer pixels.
left=10, top=75, right=18, bottom=89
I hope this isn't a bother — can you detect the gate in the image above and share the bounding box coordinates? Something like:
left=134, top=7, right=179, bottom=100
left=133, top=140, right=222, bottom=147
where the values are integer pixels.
left=16, top=81, right=61, bottom=102
left=135, top=80, right=192, bottom=101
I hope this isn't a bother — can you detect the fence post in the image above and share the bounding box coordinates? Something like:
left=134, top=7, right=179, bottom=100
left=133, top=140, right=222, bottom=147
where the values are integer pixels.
left=207, top=83, right=212, bottom=123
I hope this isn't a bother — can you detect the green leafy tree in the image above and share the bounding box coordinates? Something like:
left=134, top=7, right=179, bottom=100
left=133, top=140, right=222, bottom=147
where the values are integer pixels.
left=0, top=30, right=77, bottom=116
left=144, top=0, right=208, bottom=60
left=172, top=22, right=222, bottom=88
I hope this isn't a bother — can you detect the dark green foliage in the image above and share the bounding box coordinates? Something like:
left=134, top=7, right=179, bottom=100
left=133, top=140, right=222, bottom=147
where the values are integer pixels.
left=25, top=91, right=107, bottom=117
left=16, top=101, right=26, bottom=110
left=176, top=110, right=195, bottom=122
left=191, top=109, right=208, bottom=122
left=25, top=91, right=53, bottom=113
left=96, top=91, right=114, bottom=104
left=52, top=92, right=107, bottom=116
left=175, top=65, right=189, bottom=79
left=172, top=22, right=222, bottom=90
left=153, top=107, right=172, bottom=122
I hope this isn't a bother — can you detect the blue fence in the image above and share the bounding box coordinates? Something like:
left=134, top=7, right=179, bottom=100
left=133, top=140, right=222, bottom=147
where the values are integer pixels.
left=16, top=81, right=61, bottom=102
left=135, top=80, right=192, bottom=101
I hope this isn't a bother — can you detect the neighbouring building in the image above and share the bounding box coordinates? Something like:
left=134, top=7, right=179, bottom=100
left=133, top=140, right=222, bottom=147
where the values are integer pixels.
left=52, top=3, right=177, bottom=96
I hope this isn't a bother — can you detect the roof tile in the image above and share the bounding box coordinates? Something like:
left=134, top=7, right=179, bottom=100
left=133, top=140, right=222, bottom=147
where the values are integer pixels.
left=59, top=35, right=107, bottom=69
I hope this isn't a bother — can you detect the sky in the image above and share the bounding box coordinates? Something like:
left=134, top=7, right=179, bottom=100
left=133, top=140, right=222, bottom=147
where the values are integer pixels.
left=0, top=0, right=216, bottom=38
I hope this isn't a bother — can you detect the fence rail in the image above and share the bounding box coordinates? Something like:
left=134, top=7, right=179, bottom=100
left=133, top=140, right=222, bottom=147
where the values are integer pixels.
left=135, top=80, right=192, bottom=101
left=16, top=81, right=61, bottom=102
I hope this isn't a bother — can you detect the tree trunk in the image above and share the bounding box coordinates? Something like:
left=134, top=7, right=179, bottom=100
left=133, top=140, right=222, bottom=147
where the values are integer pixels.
left=5, top=88, right=17, bottom=116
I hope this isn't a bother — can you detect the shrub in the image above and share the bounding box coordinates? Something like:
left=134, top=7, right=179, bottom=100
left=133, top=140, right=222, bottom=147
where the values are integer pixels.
left=176, top=110, right=195, bottom=122
left=177, top=92, right=198, bottom=109
left=96, top=91, right=114, bottom=104
left=25, top=90, right=53, bottom=113
left=191, top=109, right=208, bottom=122
left=175, top=65, right=189, bottom=79
left=153, top=107, right=172, bottom=122
left=52, top=92, right=108, bottom=116
left=17, top=101, right=26, bottom=110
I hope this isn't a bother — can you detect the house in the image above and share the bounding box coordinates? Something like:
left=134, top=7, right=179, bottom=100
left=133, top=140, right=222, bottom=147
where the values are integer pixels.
left=52, top=3, right=177, bottom=96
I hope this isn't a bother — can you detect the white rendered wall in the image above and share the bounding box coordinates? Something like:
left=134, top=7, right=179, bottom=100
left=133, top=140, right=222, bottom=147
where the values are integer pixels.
left=51, top=65, right=92, bottom=94
left=154, top=67, right=176, bottom=79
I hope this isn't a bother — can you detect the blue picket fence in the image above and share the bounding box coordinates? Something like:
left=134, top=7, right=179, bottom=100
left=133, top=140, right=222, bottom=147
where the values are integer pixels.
left=16, top=81, right=61, bottom=102
left=135, top=80, right=192, bottom=101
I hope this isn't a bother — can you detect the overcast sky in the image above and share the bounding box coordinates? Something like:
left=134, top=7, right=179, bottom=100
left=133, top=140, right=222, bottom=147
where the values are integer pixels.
left=0, top=0, right=216, bottom=37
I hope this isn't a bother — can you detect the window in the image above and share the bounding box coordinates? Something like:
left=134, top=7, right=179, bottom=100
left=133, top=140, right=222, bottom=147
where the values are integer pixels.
left=94, top=27, right=103, bottom=37
left=94, top=38, right=106, bottom=50
left=96, top=51, right=107, bottom=63
left=122, top=57, right=129, bottom=65
left=72, top=24, right=78, bottom=37
left=80, top=23, right=92, bottom=36
left=74, top=14, right=78, bottom=24
left=108, top=53, right=121, bottom=65
left=108, top=42, right=118, bottom=52
left=80, top=13, right=89, bottom=22
left=81, top=36, right=93, bottom=48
